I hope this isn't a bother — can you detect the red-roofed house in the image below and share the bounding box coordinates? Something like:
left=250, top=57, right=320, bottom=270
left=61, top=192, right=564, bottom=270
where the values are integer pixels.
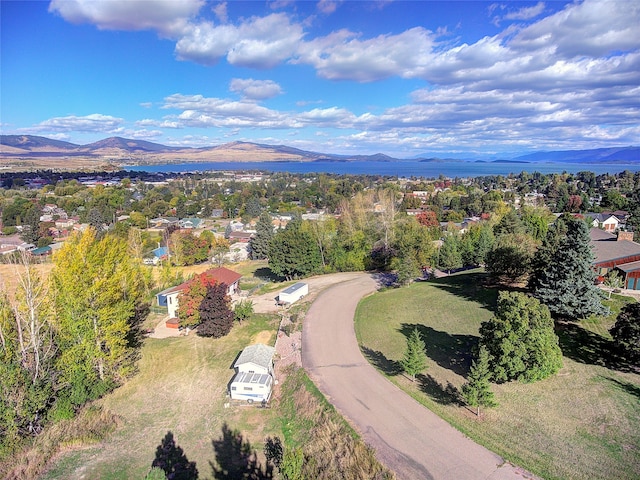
left=156, top=267, right=242, bottom=319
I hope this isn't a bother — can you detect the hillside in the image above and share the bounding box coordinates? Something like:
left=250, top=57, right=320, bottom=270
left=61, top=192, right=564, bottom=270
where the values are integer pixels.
left=0, top=135, right=638, bottom=167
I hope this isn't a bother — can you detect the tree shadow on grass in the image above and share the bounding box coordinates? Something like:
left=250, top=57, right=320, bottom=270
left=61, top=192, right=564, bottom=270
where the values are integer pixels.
left=417, top=373, right=464, bottom=406
left=400, top=323, right=478, bottom=377
left=210, top=422, right=273, bottom=480
left=602, top=376, right=640, bottom=399
left=428, top=272, right=498, bottom=312
left=360, top=346, right=402, bottom=376
left=152, top=431, right=199, bottom=480
left=555, top=321, right=636, bottom=373
left=253, top=267, right=280, bottom=282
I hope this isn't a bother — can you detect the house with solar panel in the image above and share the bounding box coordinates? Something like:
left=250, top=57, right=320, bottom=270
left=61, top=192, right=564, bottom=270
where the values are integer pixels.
left=229, top=343, right=276, bottom=404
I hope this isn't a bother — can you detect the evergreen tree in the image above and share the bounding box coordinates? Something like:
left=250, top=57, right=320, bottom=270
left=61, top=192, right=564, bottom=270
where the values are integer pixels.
left=461, top=345, right=496, bottom=416
left=531, top=217, right=606, bottom=319
left=197, top=282, right=234, bottom=338
left=437, top=235, right=462, bottom=274
left=493, top=209, right=524, bottom=237
left=268, top=219, right=321, bottom=280
left=480, top=291, right=563, bottom=383
left=250, top=212, right=274, bottom=260
left=610, top=302, right=640, bottom=363
left=400, top=327, right=427, bottom=382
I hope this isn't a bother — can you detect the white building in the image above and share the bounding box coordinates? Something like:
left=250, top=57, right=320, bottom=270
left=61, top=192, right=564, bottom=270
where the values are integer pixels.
left=229, top=344, right=276, bottom=403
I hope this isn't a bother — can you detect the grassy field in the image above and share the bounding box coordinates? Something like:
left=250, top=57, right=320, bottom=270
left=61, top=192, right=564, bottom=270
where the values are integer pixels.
left=355, top=272, right=640, bottom=480
left=41, top=313, right=281, bottom=480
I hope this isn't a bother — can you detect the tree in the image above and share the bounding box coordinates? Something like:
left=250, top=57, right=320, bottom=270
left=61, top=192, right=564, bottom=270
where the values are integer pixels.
left=531, top=217, right=607, bottom=320
left=416, top=210, right=439, bottom=227
left=209, top=236, right=230, bottom=267
left=610, top=302, right=640, bottom=363
left=233, top=299, right=254, bottom=323
left=197, top=282, right=234, bottom=338
left=51, top=228, right=150, bottom=407
left=400, top=327, right=427, bottom=382
left=479, top=292, right=563, bottom=383
left=169, top=231, right=208, bottom=266
left=437, top=234, right=462, bottom=274
left=177, top=275, right=210, bottom=328
left=250, top=212, right=274, bottom=260
left=268, top=219, right=321, bottom=280
left=485, top=233, right=537, bottom=284
left=461, top=345, right=496, bottom=416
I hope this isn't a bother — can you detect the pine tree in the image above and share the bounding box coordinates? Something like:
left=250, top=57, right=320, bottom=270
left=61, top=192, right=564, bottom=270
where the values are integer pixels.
left=461, top=345, right=496, bottom=416
left=197, top=282, right=234, bottom=338
left=480, top=291, right=563, bottom=383
left=250, top=211, right=274, bottom=260
left=400, top=327, right=427, bottom=382
left=531, top=217, right=606, bottom=320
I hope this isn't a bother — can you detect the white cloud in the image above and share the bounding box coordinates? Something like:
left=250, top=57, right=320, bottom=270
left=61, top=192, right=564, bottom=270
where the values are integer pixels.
left=229, top=78, right=283, bottom=100
left=32, top=114, right=124, bottom=132
left=317, top=0, right=340, bottom=15
left=48, top=0, right=203, bottom=36
left=212, top=2, right=228, bottom=23
left=504, top=2, right=545, bottom=20
left=295, top=27, right=437, bottom=81
left=175, top=13, right=304, bottom=68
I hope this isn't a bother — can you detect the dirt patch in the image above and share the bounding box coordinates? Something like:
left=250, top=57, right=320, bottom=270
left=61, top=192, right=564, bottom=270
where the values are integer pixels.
left=251, top=330, right=272, bottom=345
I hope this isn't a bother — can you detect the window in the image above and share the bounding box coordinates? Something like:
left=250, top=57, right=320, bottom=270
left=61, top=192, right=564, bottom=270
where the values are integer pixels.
left=231, top=386, right=236, bottom=391
left=244, top=387, right=253, bottom=391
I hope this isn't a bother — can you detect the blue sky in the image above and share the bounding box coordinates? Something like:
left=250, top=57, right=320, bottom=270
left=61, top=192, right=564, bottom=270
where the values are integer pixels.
left=1, top=0, right=639, bottom=158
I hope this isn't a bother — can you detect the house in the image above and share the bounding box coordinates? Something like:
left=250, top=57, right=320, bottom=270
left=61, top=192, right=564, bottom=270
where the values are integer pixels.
left=586, top=213, right=619, bottom=232
left=179, top=217, right=203, bottom=229
left=228, top=343, right=276, bottom=403
left=228, top=231, right=253, bottom=243
left=150, top=217, right=179, bottom=228
left=590, top=228, right=640, bottom=290
left=147, top=246, right=169, bottom=265
left=156, top=267, right=243, bottom=318
left=211, top=209, right=224, bottom=218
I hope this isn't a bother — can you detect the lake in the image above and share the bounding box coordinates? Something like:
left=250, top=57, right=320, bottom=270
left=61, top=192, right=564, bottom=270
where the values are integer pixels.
left=125, top=160, right=640, bottom=178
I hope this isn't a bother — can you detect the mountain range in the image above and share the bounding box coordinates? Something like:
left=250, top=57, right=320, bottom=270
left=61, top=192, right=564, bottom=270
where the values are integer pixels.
left=0, top=135, right=638, bottom=165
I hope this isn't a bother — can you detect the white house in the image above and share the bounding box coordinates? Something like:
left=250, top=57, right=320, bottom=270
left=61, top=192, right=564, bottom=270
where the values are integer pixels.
left=229, top=344, right=276, bottom=403
left=156, top=267, right=242, bottom=319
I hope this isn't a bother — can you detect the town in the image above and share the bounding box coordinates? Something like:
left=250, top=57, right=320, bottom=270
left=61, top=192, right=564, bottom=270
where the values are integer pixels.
left=0, top=168, right=639, bottom=479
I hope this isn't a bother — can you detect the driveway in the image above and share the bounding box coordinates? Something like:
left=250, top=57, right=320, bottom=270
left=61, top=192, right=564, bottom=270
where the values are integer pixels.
left=302, top=273, right=537, bottom=480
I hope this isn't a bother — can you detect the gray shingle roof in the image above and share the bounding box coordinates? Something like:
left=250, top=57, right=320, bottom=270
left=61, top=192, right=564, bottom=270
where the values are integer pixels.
left=590, top=228, right=640, bottom=265
left=234, top=344, right=275, bottom=370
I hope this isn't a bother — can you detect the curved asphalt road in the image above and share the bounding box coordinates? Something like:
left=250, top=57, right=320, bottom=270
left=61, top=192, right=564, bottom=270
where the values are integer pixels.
left=302, top=273, right=536, bottom=480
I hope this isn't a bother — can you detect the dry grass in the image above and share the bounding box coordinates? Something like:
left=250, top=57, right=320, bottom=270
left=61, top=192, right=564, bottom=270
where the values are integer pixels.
left=40, top=314, right=281, bottom=480
left=277, top=367, right=394, bottom=480
left=355, top=273, right=640, bottom=480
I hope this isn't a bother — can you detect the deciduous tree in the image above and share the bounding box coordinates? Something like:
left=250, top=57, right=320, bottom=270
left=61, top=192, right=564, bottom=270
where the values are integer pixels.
left=51, top=228, right=150, bottom=407
left=197, top=282, right=234, bottom=338
left=268, top=219, right=321, bottom=280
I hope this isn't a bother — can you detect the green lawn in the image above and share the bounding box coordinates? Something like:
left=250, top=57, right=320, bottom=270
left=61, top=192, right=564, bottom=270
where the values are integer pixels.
left=355, top=272, right=640, bottom=480
left=42, top=314, right=281, bottom=480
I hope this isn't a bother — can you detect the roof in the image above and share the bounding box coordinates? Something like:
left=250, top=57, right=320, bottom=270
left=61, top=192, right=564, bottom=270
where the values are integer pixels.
left=590, top=228, right=640, bottom=264
left=616, top=260, right=640, bottom=273
left=152, top=246, right=168, bottom=258
left=159, top=267, right=242, bottom=296
left=231, top=371, right=272, bottom=386
left=234, top=344, right=276, bottom=370
left=281, top=282, right=307, bottom=294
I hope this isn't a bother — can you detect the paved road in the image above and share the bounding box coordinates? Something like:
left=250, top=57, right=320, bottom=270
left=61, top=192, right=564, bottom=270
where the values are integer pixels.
left=302, top=273, right=536, bottom=480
